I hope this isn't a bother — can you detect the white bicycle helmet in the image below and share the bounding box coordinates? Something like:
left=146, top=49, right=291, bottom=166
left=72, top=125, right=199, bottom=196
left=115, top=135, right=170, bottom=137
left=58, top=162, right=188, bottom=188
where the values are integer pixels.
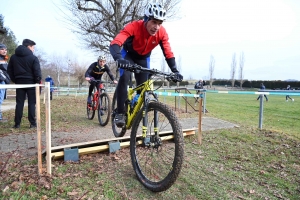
left=145, top=3, right=167, bottom=21
left=98, top=55, right=106, bottom=61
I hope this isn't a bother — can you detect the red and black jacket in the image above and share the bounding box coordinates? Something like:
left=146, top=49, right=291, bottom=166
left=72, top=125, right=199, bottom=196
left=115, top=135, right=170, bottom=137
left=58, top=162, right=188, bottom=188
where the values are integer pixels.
left=110, top=20, right=178, bottom=72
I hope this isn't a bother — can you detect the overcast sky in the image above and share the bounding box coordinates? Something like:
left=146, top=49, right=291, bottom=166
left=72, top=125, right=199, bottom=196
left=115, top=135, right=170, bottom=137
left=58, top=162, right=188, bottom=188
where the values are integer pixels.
left=1, top=0, right=299, bottom=81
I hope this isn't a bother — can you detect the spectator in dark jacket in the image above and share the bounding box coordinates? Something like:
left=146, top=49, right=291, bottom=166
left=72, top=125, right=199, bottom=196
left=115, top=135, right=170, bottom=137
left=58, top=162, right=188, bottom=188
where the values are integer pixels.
left=7, top=39, right=42, bottom=128
left=257, top=83, right=268, bottom=101
left=0, top=43, right=10, bottom=122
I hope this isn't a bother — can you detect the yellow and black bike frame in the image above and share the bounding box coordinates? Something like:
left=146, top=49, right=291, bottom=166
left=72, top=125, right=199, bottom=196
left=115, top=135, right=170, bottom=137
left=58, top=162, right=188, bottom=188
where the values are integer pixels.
left=125, top=78, right=157, bottom=140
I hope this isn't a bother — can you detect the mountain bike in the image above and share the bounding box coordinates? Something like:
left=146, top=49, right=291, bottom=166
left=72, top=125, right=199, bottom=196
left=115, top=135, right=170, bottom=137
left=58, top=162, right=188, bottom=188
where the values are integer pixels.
left=86, top=80, right=111, bottom=126
left=111, top=64, right=184, bottom=192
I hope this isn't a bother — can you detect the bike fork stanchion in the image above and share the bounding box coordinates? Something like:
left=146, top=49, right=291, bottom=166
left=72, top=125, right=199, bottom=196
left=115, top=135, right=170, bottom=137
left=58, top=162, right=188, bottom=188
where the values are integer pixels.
left=258, top=94, right=264, bottom=130
left=143, top=104, right=150, bottom=144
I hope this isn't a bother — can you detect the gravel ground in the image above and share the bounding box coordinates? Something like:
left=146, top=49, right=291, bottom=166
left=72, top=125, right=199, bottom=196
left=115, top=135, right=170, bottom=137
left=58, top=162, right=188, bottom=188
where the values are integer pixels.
left=0, top=100, right=238, bottom=158
left=0, top=116, right=238, bottom=158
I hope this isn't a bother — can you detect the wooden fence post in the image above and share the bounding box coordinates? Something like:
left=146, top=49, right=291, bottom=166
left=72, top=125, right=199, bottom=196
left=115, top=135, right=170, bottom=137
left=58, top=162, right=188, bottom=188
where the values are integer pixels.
left=36, top=84, right=42, bottom=175
left=198, top=98, right=203, bottom=145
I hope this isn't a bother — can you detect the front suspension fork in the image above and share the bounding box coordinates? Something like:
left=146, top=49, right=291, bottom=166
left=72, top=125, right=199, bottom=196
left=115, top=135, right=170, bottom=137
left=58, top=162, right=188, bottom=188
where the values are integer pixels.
left=142, top=103, right=159, bottom=147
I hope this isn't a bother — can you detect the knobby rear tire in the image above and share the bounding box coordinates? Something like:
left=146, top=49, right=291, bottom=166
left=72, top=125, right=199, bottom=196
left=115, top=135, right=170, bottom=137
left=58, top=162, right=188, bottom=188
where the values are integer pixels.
left=130, top=101, right=184, bottom=192
left=98, top=92, right=111, bottom=126
left=111, top=90, right=127, bottom=137
left=87, top=92, right=95, bottom=120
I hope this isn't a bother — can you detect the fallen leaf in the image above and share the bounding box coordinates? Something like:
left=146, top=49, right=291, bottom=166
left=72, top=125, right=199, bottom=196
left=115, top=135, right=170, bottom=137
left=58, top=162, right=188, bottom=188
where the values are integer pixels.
left=11, top=181, right=20, bottom=189
left=249, top=190, right=255, bottom=194
left=67, top=191, right=78, bottom=196
left=3, top=185, right=9, bottom=192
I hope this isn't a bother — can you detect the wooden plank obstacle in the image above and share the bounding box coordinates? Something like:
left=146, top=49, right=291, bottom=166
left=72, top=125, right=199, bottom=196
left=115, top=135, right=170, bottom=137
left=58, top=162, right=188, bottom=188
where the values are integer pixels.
left=43, top=128, right=196, bottom=160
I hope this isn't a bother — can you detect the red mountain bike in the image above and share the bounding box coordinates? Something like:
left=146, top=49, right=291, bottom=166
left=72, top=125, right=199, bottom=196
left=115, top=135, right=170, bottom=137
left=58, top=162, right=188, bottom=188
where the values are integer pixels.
left=86, top=80, right=111, bottom=126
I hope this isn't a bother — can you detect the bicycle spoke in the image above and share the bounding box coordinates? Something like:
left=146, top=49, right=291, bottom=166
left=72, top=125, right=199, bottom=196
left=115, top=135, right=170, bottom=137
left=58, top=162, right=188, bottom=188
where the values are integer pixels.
left=98, top=93, right=110, bottom=126
left=130, top=101, right=184, bottom=192
left=87, top=93, right=95, bottom=120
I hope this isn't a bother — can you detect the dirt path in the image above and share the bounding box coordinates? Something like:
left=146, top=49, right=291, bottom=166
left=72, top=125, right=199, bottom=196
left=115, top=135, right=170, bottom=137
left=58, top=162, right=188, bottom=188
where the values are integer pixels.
left=0, top=116, right=239, bottom=158
left=1, top=100, right=20, bottom=111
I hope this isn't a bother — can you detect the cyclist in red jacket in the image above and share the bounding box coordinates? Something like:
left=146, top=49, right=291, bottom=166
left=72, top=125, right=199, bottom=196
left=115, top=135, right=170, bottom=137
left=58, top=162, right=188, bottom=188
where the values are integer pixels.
left=110, top=2, right=183, bottom=127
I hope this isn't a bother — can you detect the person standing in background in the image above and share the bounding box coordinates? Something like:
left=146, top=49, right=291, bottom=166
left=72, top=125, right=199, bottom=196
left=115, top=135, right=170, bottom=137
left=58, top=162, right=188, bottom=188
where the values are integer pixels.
left=7, top=39, right=42, bottom=128
left=45, top=75, right=55, bottom=100
left=257, top=83, right=268, bottom=102
left=0, top=43, right=10, bottom=122
left=285, top=85, right=294, bottom=102
left=194, top=79, right=206, bottom=106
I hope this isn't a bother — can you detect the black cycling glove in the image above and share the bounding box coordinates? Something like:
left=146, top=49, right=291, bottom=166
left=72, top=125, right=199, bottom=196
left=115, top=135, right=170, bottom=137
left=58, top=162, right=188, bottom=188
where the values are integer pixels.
left=116, top=59, right=130, bottom=69
left=89, top=77, right=95, bottom=83
left=174, top=72, right=183, bottom=82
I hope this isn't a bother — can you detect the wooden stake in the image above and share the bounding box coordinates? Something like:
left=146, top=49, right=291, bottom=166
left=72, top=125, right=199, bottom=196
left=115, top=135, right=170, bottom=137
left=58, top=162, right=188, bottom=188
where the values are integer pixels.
left=36, top=84, right=42, bottom=175
left=45, top=82, right=52, bottom=175
left=198, top=98, right=203, bottom=145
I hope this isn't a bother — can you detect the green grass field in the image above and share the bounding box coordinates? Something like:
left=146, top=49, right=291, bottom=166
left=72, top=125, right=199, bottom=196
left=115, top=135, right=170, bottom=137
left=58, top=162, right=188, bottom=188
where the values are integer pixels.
left=204, top=92, right=300, bottom=139
left=0, top=92, right=299, bottom=199
left=161, top=89, right=300, bottom=139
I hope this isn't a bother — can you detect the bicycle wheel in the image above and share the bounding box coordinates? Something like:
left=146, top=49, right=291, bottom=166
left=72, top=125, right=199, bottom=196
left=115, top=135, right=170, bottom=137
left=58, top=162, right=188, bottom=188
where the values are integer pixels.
left=98, top=92, right=111, bottom=126
left=87, top=92, right=95, bottom=120
left=130, top=101, right=184, bottom=192
left=111, top=90, right=127, bottom=137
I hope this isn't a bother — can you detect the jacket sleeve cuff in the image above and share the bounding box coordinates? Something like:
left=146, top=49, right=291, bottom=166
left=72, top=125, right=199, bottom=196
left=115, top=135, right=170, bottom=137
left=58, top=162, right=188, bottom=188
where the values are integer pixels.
left=109, top=44, right=123, bottom=61
left=166, top=57, right=178, bottom=73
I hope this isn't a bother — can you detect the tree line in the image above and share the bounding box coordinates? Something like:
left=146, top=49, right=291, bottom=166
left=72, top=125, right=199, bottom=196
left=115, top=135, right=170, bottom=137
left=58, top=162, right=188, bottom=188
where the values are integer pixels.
left=1, top=14, right=118, bottom=88
left=205, top=79, right=300, bottom=90
left=208, top=52, right=246, bottom=89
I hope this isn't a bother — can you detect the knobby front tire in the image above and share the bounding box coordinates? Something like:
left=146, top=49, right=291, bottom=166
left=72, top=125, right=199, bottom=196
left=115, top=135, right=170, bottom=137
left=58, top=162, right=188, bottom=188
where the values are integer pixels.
left=98, top=92, right=111, bottom=126
left=130, top=101, right=184, bottom=192
left=111, top=91, right=127, bottom=137
left=87, top=92, right=95, bottom=120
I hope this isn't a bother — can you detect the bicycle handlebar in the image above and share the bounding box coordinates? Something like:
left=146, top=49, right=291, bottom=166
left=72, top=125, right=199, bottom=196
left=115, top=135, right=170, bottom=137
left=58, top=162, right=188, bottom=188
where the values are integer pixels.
left=90, top=79, right=113, bottom=84
left=118, top=64, right=182, bottom=83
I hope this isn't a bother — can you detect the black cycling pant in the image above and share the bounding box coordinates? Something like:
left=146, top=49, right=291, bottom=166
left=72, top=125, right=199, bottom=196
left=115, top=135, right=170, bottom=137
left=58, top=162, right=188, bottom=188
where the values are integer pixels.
left=15, top=87, right=36, bottom=126
left=286, top=95, right=292, bottom=100
left=116, top=54, right=150, bottom=113
left=88, top=81, right=101, bottom=97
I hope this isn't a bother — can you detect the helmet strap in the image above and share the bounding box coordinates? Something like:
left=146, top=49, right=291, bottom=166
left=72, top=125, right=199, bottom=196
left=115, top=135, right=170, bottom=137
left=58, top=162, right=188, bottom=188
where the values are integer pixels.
left=143, top=15, right=150, bottom=22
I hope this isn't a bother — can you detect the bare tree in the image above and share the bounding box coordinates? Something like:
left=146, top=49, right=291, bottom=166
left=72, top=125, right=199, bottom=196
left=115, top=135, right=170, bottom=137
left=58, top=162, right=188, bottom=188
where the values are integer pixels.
left=208, top=55, right=215, bottom=88
left=230, top=53, right=237, bottom=88
left=160, top=56, right=167, bottom=87
left=176, top=55, right=182, bottom=87
left=160, top=57, right=167, bottom=73
left=73, top=61, right=88, bottom=88
left=34, top=47, right=48, bottom=69
left=59, top=0, right=182, bottom=53
left=49, top=54, right=65, bottom=87
left=238, top=51, right=245, bottom=88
